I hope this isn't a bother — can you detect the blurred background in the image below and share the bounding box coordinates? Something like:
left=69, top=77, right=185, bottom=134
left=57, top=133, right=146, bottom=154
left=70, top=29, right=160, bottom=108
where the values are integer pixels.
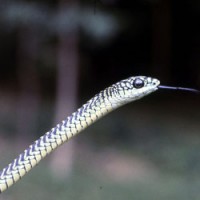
left=0, top=0, right=200, bottom=199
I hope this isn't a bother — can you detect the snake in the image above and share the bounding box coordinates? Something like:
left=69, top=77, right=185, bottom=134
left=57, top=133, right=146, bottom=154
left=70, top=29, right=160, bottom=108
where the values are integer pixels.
left=0, top=75, right=198, bottom=193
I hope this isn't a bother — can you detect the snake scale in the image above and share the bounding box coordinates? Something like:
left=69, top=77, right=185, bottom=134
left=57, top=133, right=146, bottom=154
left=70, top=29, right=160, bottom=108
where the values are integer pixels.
left=0, top=76, right=161, bottom=193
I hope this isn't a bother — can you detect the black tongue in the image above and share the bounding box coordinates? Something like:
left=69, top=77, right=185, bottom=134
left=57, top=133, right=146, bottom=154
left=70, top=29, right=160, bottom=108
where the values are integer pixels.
left=158, top=85, right=200, bottom=94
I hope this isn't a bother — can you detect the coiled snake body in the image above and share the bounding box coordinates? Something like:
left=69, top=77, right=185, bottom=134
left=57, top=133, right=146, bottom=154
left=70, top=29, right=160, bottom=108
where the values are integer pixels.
left=0, top=76, right=160, bottom=193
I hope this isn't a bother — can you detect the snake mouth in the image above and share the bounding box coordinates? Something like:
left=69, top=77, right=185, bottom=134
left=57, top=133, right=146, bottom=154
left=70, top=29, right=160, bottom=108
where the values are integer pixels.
left=158, top=85, right=200, bottom=93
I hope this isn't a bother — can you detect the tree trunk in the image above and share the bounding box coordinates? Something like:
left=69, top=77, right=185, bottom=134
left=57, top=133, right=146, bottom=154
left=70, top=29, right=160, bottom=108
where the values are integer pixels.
left=49, top=2, right=79, bottom=178
left=16, top=28, right=40, bottom=149
left=152, top=0, right=171, bottom=82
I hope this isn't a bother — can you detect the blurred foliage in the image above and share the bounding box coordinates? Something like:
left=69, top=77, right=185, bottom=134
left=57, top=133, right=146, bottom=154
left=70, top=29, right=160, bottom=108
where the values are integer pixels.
left=1, top=100, right=200, bottom=199
left=1, top=0, right=200, bottom=86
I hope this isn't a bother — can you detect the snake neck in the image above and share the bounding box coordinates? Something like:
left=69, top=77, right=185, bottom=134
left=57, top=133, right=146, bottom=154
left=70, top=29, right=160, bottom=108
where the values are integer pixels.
left=68, top=87, right=120, bottom=133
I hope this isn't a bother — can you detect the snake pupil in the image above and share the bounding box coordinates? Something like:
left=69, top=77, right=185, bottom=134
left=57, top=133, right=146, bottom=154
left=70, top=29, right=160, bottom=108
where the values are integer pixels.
left=133, top=78, right=144, bottom=89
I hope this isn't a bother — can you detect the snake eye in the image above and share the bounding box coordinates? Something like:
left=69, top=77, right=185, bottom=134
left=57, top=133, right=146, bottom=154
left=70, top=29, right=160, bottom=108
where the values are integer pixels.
left=133, top=78, right=144, bottom=89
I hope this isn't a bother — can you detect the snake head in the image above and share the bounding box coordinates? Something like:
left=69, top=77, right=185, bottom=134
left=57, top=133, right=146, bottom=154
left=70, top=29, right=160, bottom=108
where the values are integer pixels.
left=112, top=76, right=160, bottom=103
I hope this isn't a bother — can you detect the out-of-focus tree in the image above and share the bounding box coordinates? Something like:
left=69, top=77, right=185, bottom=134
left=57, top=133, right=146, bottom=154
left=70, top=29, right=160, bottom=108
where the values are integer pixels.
left=152, top=0, right=171, bottom=82
left=49, top=0, right=80, bottom=178
left=16, top=27, right=41, bottom=149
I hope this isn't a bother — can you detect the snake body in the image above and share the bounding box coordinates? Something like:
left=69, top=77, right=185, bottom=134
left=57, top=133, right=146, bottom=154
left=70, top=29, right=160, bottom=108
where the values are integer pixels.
left=0, top=76, right=160, bottom=193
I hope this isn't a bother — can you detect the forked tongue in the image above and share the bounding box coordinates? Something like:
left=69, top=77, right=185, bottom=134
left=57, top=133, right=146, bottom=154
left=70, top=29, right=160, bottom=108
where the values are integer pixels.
left=158, top=85, right=200, bottom=93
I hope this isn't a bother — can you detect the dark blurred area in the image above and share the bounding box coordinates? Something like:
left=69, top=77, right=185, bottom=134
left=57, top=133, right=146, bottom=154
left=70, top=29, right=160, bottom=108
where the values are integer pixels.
left=0, top=0, right=200, bottom=199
